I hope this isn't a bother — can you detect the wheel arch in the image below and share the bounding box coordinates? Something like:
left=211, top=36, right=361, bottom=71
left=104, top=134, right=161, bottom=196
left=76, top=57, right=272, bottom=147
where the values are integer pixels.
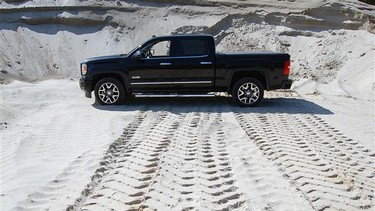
left=91, top=72, right=128, bottom=93
left=228, top=70, right=268, bottom=93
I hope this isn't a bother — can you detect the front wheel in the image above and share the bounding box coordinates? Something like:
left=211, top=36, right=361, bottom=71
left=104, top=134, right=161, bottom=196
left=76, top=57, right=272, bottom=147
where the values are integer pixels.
left=95, top=78, right=125, bottom=105
left=232, top=78, right=264, bottom=107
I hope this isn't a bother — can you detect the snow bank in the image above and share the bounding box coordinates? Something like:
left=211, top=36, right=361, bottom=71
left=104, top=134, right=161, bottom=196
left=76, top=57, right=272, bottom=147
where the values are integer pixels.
left=0, top=0, right=374, bottom=100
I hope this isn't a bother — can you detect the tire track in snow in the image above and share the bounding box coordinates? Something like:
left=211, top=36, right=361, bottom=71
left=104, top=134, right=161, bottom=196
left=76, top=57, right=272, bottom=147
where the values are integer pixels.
left=14, top=150, right=100, bottom=210
left=141, top=104, right=246, bottom=210
left=68, top=108, right=190, bottom=210
left=223, top=112, right=314, bottom=211
left=67, top=101, right=247, bottom=210
left=234, top=109, right=375, bottom=210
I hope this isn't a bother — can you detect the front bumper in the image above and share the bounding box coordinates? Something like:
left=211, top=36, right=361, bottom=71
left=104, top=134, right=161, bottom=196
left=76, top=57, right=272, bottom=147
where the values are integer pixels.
left=79, top=78, right=92, bottom=98
left=281, top=79, right=293, bottom=89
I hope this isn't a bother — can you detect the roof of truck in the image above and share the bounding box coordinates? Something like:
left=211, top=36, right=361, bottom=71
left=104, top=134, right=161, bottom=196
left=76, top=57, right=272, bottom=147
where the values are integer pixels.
left=151, top=34, right=214, bottom=39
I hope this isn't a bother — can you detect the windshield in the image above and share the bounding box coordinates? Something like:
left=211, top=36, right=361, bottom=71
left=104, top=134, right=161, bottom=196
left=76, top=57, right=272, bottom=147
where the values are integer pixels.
left=124, top=45, right=140, bottom=57
left=125, top=40, right=150, bottom=57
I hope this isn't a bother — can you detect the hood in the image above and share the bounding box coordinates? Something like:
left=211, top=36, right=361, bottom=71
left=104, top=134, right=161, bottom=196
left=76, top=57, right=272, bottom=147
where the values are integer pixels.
left=82, top=54, right=126, bottom=64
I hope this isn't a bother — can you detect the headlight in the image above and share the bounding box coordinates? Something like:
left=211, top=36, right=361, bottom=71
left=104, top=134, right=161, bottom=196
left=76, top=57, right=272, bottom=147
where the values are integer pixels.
left=81, top=63, right=88, bottom=75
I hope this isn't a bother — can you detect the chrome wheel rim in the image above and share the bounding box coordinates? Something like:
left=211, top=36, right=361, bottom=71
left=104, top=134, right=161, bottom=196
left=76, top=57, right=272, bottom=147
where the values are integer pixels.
left=237, top=82, right=260, bottom=105
left=98, top=82, right=120, bottom=104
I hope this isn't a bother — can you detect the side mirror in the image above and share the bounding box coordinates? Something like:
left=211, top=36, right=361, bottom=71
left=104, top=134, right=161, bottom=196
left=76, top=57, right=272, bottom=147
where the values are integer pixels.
left=132, top=50, right=145, bottom=61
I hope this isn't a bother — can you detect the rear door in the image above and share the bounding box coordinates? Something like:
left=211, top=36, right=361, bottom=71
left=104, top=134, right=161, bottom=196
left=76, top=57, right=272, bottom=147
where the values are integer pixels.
left=169, top=37, right=215, bottom=91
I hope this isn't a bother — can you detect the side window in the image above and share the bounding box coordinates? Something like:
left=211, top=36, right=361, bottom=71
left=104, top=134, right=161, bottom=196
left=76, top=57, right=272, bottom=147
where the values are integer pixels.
left=151, top=41, right=170, bottom=57
left=174, top=39, right=208, bottom=57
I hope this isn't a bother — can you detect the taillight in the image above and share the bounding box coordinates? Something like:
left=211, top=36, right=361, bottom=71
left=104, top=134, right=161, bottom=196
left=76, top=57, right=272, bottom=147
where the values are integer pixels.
left=81, top=64, right=88, bottom=75
left=284, top=60, right=290, bottom=75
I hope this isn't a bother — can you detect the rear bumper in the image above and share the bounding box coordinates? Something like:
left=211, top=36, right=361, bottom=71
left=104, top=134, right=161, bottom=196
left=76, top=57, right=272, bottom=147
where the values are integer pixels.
left=79, top=78, right=92, bottom=98
left=281, top=79, right=293, bottom=89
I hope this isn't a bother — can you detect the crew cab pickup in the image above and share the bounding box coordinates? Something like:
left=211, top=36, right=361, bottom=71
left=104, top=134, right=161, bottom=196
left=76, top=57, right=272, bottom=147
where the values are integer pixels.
left=79, top=35, right=292, bottom=106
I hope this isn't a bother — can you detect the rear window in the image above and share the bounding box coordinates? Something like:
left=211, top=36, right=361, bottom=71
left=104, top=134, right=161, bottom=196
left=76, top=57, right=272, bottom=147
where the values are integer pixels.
left=174, top=39, right=208, bottom=57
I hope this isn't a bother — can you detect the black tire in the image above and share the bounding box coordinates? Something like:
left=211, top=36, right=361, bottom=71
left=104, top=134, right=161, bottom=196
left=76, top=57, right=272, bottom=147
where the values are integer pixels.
left=232, top=78, right=264, bottom=107
left=94, top=78, right=125, bottom=105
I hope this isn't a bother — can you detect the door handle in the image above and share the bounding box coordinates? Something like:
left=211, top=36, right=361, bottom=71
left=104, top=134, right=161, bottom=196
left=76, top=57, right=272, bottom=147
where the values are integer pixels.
left=201, top=62, right=212, bottom=65
left=160, top=63, right=171, bottom=66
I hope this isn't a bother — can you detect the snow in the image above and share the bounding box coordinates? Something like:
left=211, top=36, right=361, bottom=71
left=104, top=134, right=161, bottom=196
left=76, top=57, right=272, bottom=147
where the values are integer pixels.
left=1, top=80, right=128, bottom=210
left=1, top=0, right=374, bottom=210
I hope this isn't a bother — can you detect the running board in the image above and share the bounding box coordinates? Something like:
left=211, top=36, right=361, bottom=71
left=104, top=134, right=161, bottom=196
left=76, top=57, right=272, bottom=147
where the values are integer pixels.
left=134, top=93, right=216, bottom=98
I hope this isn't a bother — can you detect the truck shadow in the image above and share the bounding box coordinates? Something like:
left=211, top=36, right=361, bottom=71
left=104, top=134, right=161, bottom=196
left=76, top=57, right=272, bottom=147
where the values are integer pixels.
left=93, top=96, right=334, bottom=115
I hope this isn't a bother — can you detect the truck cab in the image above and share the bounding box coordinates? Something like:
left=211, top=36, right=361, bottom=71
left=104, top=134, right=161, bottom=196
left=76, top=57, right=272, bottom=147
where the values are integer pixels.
left=128, top=35, right=216, bottom=93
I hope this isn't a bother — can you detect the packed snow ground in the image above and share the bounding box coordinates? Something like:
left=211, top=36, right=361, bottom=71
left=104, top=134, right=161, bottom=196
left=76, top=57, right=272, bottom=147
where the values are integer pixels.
left=1, top=80, right=374, bottom=210
left=1, top=0, right=375, bottom=210
left=0, top=80, right=128, bottom=210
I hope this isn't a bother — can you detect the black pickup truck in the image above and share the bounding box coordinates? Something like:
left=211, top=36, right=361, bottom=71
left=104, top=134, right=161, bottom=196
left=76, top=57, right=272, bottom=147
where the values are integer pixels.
left=79, top=35, right=292, bottom=106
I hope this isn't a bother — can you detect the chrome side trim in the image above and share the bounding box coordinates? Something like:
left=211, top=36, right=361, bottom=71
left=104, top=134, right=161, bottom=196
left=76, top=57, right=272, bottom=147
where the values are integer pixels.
left=130, top=81, right=212, bottom=85
left=200, top=62, right=212, bottom=65
left=132, top=76, right=141, bottom=79
left=145, top=55, right=209, bottom=60
left=160, top=63, right=171, bottom=66
left=131, top=82, right=173, bottom=85
left=173, top=81, right=212, bottom=84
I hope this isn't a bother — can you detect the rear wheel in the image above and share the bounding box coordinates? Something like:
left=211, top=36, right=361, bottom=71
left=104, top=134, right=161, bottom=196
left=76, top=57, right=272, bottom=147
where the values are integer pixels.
left=95, top=78, right=125, bottom=105
left=232, top=78, right=264, bottom=107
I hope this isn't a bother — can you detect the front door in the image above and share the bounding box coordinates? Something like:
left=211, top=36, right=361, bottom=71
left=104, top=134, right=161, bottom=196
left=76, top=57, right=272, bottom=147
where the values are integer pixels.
left=128, top=40, right=174, bottom=93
